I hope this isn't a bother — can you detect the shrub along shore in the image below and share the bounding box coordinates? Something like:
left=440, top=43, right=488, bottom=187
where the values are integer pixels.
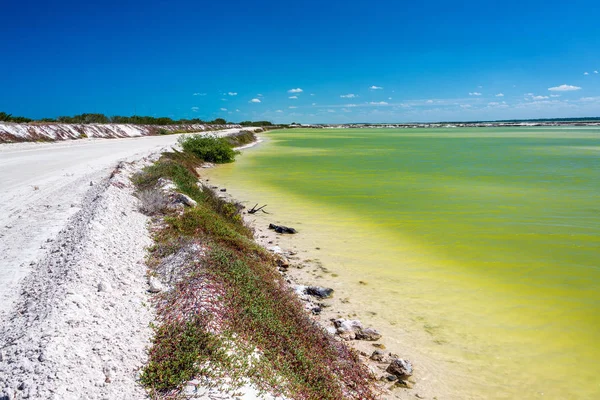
left=133, top=131, right=377, bottom=399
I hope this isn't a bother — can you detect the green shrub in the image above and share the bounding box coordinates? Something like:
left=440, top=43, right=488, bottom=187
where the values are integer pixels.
left=179, top=135, right=238, bottom=163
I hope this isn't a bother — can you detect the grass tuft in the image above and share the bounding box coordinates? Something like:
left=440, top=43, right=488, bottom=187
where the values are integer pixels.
left=141, top=318, right=215, bottom=393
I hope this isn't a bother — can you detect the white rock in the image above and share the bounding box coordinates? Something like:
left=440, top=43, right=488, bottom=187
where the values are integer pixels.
left=268, top=246, right=283, bottom=255
left=333, top=318, right=364, bottom=340
left=334, top=319, right=364, bottom=333
left=157, top=178, right=177, bottom=192
left=176, top=193, right=197, bottom=207
left=293, top=285, right=307, bottom=296
left=148, top=276, right=165, bottom=293
left=97, top=282, right=111, bottom=292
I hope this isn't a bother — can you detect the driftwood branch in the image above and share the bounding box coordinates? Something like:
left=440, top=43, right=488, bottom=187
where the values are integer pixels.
left=248, top=204, right=269, bottom=214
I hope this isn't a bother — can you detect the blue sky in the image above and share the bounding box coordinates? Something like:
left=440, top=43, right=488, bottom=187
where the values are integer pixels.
left=1, top=0, right=599, bottom=123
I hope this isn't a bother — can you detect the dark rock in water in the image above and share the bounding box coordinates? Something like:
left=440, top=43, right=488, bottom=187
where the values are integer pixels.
left=356, top=327, right=382, bottom=341
left=277, top=257, right=290, bottom=269
left=385, top=374, right=398, bottom=382
left=305, top=286, right=334, bottom=299
left=370, top=350, right=387, bottom=362
left=220, top=188, right=226, bottom=192
left=268, top=223, right=297, bottom=234
left=386, top=358, right=413, bottom=379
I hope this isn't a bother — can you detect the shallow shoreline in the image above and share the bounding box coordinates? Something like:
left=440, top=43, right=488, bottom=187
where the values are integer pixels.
left=200, top=137, right=440, bottom=399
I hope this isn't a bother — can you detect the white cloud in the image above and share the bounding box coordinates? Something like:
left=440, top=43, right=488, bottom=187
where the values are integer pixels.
left=584, top=72, right=589, bottom=76
left=310, top=93, right=315, bottom=96
left=369, top=101, right=388, bottom=105
left=370, top=86, right=383, bottom=90
left=346, top=104, right=357, bottom=107
left=594, top=71, right=599, bottom=74
left=257, top=93, right=263, bottom=97
left=525, top=93, right=534, bottom=96
left=191, top=107, right=199, bottom=112
left=460, top=104, right=472, bottom=109
left=469, top=92, right=482, bottom=96
left=327, top=109, right=336, bottom=113
left=426, top=100, right=434, bottom=104
left=193, top=93, right=206, bottom=96
left=579, top=97, right=598, bottom=102
left=235, top=109, right=240, bottom=112
left=250, top=98, right=261, bottom=103
left=228, top=92, right=238, bottom=96
left=550, top=94, right=561, bottom=98
left=220, top=108, right=227, bottom=111
left=532, top=95, right=549, bottom=100
left=548, top=84, right=582, bottom=92
left=496, top=93, right=504, bottom=97
left=340, top=94, right=357, bottom=98
left=289, top=96, right=298, bottom=99
left=388, top=97, right=392, bottom=100
left=289, top=106, right=297, bottom=109
left=288, top=88, right=303, bottom=93
left=487, top=101, right=508, bottom=108
left=312, top=103, right=317, bottom=106
left=275, top=110, right=283, bottom=113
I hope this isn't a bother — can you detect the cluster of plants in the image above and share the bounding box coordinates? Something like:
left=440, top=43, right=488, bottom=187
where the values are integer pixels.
left=0, top=112, right=32, bottom=123
left=52, top=114, right=226, bottom=125
left=133, top=136, right=376, bottom=399
left=239, top=120, right=274, bottom=127
left=177, top=135, right=239, bottom=163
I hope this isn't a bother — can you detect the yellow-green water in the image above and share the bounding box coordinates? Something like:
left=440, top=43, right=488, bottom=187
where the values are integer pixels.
left=205, top=128, right=600, bottom=399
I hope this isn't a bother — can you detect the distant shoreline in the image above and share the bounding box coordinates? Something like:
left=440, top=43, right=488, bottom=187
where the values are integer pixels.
left=291, top=120, right=600, bottom=129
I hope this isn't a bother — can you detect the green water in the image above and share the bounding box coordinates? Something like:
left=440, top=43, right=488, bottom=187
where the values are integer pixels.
left=206, top=128, right=600, bottom=399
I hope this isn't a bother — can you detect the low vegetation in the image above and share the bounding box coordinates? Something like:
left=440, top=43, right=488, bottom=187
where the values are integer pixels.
left=0, top=111, right=285, bottom=127
left=178, top=135, right=239, bottom=164
left=0, top=112, right=32, bottom=123
left=133, top=135, right=375, bottom=399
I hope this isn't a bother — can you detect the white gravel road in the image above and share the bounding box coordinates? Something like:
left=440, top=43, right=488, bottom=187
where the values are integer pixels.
left=0, top=135, right=183, bottom=316
left=0, top=130, right=267, bottom=400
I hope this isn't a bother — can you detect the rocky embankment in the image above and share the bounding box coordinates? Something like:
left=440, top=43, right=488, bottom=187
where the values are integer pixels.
left=0, top=123, right=240, bottom=143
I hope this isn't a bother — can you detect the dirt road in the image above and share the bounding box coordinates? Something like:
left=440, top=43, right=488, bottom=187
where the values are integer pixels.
left=0, top=135, right=182, bottom=315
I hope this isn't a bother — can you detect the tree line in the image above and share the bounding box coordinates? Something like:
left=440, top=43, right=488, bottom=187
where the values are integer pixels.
left=0, top=112, right=33, bottom=123
left=0, top=112, right=274, bottom=126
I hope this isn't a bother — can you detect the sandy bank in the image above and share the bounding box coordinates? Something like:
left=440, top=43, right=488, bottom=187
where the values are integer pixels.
left=0, top=123, right=243, bottom=143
